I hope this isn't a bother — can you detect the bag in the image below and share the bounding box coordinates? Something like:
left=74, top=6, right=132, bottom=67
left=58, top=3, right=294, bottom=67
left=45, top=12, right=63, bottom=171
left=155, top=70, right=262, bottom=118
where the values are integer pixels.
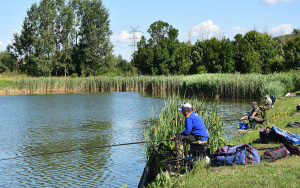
left=211, top=144, right=260, bottom=167
left=261, top=144, right=290, bottom=162
left=283, top=142, right=300, bottom=155
left=259, top=127, right=282, bottom=144
left=270, top=95, right=276, bottom=103
left=272, top=126, right=300, bottom=145
left=287, top=122, right=300, bottom=127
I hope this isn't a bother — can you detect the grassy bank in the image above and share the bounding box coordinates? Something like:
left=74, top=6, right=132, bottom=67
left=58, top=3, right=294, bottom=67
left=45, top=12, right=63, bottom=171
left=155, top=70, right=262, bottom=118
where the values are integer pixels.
left=0, top=72, right=299, bottom=98
left=147, top=92, right=300, bottom=187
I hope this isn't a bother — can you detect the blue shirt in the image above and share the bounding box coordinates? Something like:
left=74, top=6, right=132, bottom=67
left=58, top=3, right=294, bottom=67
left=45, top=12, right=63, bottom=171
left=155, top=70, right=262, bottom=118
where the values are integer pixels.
left=180, top=111, right=209, bottom=141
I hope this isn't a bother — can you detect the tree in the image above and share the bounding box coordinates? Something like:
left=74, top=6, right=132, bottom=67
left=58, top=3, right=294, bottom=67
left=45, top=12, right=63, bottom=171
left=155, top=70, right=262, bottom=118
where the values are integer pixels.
left=147, top=20, right=178, bottom=46
left=8, top=0, right=113, bottom=76
left=133, top=20, right=193, bottom=75
left=132, top=36, right=155, bottom=75
left=53, top=0, right=76, bottom=76
left=233, top=31, right=277, bottom=73
left=192, top=37, right=234, bottom=73
left=0, top=51, right=16, bottom=73
left=243, top=31, right=277, bottom=73
left=75, top=0, right=113, bottom=76
left=283, top=35, right=300, bottom=70
left=219, top=38, right=235, bottom=73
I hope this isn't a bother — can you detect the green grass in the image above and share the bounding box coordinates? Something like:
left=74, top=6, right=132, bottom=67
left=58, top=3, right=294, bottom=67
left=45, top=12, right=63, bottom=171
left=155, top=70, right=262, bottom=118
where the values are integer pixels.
left=0, top=80, right=13, bottom=88
left=148, top=91, right=300, bottom=188
left=173, top=156, right=300, bottom=187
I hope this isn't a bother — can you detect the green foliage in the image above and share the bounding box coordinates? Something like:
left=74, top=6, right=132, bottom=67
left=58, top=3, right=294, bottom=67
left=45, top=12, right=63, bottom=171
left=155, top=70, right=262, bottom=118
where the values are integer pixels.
left=5, top=11, right=300, bottom=76
left=132, top=20, right=192, bottom=75
left=197, top=65, right=207, bottom=74
left=147, top=170, right=172, bottom=188
left=259, top=81, right=286, bottom=98
left=2, top=72, right=299, bottom=97
left=133, top=24, right=287, bottom=75
left=0, top=80, right=14, bottom=88
left=0, top=51, right=16, bottom=73
left=269, top=57, right=285, bottom=72
left=193, top=37, right=235, bottom=73
left=71, top=73, right=78, bottom=78
left=234, top=31, right=277, bottom=73
left=8, top=0, right=112, bottom=77
left=147, top=92, right=300, bottom=188
left=244, top=51, right=261, bottom=73
left=283, top=35, right=300, bottom=70
left=145, top=96, right=225, bottom=157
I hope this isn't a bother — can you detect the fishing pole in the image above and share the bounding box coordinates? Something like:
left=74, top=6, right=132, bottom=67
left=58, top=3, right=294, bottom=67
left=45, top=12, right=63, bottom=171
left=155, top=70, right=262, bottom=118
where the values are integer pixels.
left=222, top=118, right=247, bottom=122
left=0, top=139, right=172, bottom=162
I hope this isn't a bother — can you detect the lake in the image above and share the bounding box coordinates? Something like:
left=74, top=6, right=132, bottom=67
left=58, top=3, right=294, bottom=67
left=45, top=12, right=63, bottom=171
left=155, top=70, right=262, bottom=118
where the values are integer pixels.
left=0, top=92, right=254, bottom=187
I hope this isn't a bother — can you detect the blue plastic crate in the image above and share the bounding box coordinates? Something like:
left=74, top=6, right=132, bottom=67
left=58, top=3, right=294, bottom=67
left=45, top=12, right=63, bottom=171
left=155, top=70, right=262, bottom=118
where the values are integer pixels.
left=239, top=122, right=248, bottom=130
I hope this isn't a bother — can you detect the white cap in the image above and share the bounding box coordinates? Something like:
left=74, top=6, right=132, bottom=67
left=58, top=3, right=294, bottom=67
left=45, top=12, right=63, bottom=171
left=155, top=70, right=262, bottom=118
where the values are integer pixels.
left=178, top=103, right=192, bottom=110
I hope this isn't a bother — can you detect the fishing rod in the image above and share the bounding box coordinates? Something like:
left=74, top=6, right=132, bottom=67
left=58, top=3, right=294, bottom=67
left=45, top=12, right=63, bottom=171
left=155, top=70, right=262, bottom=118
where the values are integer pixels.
left=0, top=139, right=172, bottom=162
left=222, top=118, right=246, bottom=122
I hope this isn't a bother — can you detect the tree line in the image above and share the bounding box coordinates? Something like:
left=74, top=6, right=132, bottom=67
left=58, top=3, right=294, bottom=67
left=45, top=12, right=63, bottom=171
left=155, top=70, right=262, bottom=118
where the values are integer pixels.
left=1, top=0, right=134, bottom=77
left=0, top=0, right=299, bottom=76
left=132, top=20, right=300, bottom=75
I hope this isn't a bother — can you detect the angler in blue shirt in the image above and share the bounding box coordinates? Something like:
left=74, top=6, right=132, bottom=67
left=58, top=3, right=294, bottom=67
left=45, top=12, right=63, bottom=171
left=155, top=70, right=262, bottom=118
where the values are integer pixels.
left=171, top=102, right=209, bottom=158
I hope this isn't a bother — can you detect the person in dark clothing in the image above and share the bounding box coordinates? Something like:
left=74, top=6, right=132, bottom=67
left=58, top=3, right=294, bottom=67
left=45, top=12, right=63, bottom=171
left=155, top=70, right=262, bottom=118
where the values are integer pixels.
left=240, top=101, right=264, bottom=128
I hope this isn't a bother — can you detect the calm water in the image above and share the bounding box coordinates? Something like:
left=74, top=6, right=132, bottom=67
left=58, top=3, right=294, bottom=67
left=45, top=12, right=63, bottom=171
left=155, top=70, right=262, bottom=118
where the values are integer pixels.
left=0, top=92, right=253, bottom=187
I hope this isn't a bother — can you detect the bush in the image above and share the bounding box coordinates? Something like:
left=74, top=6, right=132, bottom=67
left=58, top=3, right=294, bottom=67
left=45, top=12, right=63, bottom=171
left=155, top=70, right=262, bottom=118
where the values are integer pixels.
left=71, top=73, right=78, bottom=78
left=259, top=81, right=286, bottom=97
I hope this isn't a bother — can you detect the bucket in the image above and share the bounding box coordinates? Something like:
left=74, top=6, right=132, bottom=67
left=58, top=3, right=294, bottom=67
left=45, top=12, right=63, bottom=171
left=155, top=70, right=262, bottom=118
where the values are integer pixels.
left=239, top=122, right=248, bottom=130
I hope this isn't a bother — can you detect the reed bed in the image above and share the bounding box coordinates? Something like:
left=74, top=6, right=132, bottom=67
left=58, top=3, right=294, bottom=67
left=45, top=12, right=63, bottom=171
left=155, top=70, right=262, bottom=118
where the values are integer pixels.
left=144, top=96, right=226, bottom=157
left=0, top=72, right=299, bottom=97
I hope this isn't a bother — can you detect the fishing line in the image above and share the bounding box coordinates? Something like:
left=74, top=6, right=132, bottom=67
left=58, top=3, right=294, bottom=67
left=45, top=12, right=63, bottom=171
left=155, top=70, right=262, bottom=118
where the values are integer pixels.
left=0, top=139, right=172, bottom=162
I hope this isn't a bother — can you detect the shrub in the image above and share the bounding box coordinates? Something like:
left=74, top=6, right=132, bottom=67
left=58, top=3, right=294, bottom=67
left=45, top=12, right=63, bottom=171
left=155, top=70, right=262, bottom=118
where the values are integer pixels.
left=71, top=73, right=78, bottom=78
left=259, top=81, right=286, bottom=98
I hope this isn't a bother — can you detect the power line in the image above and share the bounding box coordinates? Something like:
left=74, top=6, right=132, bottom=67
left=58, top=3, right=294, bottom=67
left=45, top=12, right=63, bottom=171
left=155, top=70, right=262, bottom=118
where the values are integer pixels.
left=129, top=26, right=141, bottom=53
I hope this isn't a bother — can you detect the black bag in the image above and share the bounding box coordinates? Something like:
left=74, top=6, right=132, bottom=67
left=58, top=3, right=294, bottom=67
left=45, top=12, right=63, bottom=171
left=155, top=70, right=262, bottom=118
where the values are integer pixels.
left=261, top=144, right=290, bottom=162
left=283, top=142, right=300, bottom=155
left=287, top=122, right=300, bottom=127
left=259, top=127, right=282, bottom=144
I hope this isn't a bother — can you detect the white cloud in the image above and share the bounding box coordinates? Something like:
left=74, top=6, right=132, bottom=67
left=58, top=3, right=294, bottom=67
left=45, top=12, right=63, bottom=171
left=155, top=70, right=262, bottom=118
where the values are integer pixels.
left=111, top=30, right=142, bottom=42
left=188, top=20, right=223, bottom=40
left=261, top=0, right=291, bottom=4
left=269, top=24, right=293, bottom=36
left=0, top=41, right=4, bottom=46
left=232, top=27, right=250, bottom=36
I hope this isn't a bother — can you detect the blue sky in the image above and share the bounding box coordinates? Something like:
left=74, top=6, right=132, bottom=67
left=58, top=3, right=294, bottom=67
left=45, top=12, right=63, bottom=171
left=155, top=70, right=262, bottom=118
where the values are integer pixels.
left=0, top=0, right=299, bottom=61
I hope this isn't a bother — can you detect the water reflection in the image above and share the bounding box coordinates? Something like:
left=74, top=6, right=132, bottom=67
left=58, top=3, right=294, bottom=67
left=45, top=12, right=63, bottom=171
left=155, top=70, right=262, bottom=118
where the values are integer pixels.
left=0, top=93, right=166, bottom=187
left=0, top=92, right=254, bottom=187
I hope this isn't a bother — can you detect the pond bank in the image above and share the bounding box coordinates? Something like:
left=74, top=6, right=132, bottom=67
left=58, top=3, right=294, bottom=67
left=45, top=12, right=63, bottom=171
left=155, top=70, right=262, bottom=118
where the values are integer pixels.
left=145, top=93, right=300, bottom=187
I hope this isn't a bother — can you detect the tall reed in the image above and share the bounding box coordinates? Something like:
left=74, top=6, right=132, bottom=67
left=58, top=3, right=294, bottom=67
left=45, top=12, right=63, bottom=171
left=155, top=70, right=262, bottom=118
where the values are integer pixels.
left=1, top=71, right=299, bottom=97
left=144, top=96, right=226, bottom=158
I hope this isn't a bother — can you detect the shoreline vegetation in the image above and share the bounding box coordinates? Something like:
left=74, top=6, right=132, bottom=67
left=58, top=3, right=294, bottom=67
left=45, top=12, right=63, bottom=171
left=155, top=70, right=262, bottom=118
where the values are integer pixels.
left=144, top=92, right=300, bottom=187
left=145, top=96, right=226, bottom=158
left=0, top=72, right=299, bottom=98
left=1, top=72, right=299, bottom=187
